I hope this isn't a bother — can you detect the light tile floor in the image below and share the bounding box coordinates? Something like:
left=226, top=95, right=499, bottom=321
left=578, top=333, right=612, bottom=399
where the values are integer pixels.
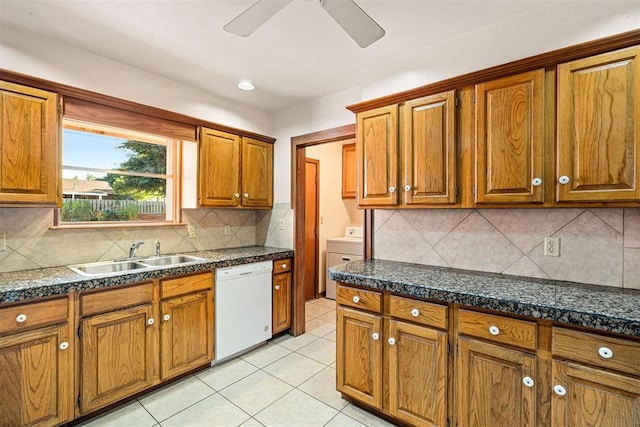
left=78, top=298, right=396, bottom=427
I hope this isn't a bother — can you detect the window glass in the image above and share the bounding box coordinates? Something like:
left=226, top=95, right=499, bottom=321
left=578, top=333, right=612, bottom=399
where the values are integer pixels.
left=59, top=120, right=179, bottom=225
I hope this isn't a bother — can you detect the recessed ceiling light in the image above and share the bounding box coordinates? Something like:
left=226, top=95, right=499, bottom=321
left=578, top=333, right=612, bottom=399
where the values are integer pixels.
left=237, top=80, right=255, bottom=91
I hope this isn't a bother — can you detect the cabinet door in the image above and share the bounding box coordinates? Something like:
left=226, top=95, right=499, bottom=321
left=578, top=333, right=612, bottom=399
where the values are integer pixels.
left=557, top=46, right=640, bottom=202
left=336, top=306, right=383, bottom=409
left=80, top=304, right=158, bottom=414
left=0, top=81, right=59, bottom=205
left=552, top=360, right=640, bottom=427
left=198, top=127, right=241, bottom=207
left=342, top=142, right=356, bottom=199
left=457, top=337, right=537, bottom=427
left=357, top=105, right=398, bottom=206
left=0, top=324, right=72, bottom=427
left=403, top=90, right=457, bottom=205
left=241, top=137, right=273, bottom=208
left=161, top=291, right=213, bottom=380
left=388, top=320, right=448, bottom=427
left=476, top=69, right=545, bottom=203
left=272, top=272, right=291, bottom=334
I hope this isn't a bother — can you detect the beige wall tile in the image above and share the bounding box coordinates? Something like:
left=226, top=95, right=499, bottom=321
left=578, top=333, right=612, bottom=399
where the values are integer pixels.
left=624, top=248, right=640, bottom=289
left=624, top=208, right=640, bottom=248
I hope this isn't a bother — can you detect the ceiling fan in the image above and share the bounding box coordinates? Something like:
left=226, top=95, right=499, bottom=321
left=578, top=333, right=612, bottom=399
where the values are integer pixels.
left=223, top=0, right=385, bottom=48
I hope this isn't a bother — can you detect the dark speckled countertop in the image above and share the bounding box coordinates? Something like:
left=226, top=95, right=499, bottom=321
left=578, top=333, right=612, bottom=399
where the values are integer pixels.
left=329, top=259, right=640, bottom=338
left=0, top=246, right=293, bottom=304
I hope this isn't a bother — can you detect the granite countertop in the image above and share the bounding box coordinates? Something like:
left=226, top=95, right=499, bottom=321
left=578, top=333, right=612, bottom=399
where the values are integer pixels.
left=0, top=246, right=293, bottom=304
left=329, top=259, right=640, bottom=338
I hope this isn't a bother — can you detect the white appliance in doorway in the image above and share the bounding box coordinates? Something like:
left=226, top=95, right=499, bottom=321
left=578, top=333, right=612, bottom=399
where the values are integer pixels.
left=215, top=260, right=272, bottom=362
left=326, top=226, right=363, bottom=299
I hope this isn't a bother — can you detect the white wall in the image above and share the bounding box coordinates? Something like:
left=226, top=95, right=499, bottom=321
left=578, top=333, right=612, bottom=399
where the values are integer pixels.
left=0, top=25, right=272, bottom=136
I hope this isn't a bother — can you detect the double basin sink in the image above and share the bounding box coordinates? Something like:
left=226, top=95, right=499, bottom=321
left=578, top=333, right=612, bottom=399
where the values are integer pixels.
left=68, top=254, right=205, bottom=277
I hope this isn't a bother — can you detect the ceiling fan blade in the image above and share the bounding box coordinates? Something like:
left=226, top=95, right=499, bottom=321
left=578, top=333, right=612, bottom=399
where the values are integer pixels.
left=321, top=0, right=385, bottom=48
left=224, top=0, right=290, bottom=37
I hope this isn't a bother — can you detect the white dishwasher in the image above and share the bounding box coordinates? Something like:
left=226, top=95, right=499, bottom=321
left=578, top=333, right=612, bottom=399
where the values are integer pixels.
left=215, top=260, right=272, bottom=362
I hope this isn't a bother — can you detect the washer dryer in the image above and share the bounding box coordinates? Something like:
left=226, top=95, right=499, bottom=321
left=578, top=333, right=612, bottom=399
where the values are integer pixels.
left=326, top=226, right=363, bottom=299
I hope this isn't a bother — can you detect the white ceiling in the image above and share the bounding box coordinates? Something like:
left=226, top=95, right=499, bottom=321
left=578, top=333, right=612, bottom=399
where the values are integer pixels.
left=1, top=0, right=638, bottom=112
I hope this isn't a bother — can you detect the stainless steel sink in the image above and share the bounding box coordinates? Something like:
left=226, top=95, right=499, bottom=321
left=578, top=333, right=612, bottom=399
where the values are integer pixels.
left=69, top=260, right=149, bottom=276
left=139, top=254, right=204, bottom=267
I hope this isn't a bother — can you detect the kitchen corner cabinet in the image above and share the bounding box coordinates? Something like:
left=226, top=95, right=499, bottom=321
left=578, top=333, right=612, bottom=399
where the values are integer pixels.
left=159, top=272, right=214, bottom=380
left=0, top=297, right=73, bottom=427
left=336, top=286, right=448, bottom=426
left=272, top=259, right=292, bottom=334
left=475, top=69, right=545, bottom=204
left=342, top=143, right=356, bottom=199
left=78, top=283, right=158, bottom=414
left=557, top=45, right=640, bottom=202
left=0, top=80, right=60, bottom=206
left=198, top=127, right=273, bottom=208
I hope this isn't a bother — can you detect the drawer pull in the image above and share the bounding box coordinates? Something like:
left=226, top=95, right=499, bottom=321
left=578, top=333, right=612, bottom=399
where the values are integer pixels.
left=489, top=325, right=500, bottom=336
left=553, top=385, right=567, bottom=396
left=15, top=314, right=27, bottom=323
left=558, top=176, right=570, bottom=185
left=281, top=263, right=287, bottom=269
left=163, top=314, right=171, bottom=321
left=147, top=318, right=155, bottom=326
left=411, top=308, right=420, bottom=317
left=388, top=337, right=396, bottom=346
left=522, top=376, right=534, bottom=387
left=372, top=332, right=380, bottom=341
left=598, top=346, right=613, bottom=359
left=342, top=257, right=351, bottom=261
left=275, top=285, right=280, bottom=290
left=352, top=296, right=360, bottom=303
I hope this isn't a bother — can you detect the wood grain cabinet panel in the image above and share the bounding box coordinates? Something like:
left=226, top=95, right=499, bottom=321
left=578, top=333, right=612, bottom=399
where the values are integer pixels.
left=342, top=142, right=356, bottom=199
left=241, top=137, right=273, bottom=208
left=388, top=319, right=448, bottom=427
left=198, top=128, right=241, bottom=207
left=403, top=90, right=457, bottom=205
left=336, top=306, right=383, bottom=409
left=551, top=361, right=640, bottom=427
left=457, top=337, right=537, bottom=427
left=0, top=324, right=73, bottom=427
left=0, top=81, right=59, bottom=205
left=475, top=69, right=545, bottom=204
left=272, top=269, right=292, bottom=334
left=356, top=105, right=399, bottom=206
left=557, top=46, right=640, bottom=202
left=160, top=291, right=213, bottom=380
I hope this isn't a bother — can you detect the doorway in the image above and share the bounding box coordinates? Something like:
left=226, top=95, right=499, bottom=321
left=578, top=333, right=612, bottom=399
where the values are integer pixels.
left=304, top=158, right=319, bottom=301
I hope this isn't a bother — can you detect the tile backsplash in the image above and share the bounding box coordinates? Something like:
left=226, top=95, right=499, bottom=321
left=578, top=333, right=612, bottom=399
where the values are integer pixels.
left=373, top=208, right=640, bottom=289
left=0, top=207, right=264, bottom=272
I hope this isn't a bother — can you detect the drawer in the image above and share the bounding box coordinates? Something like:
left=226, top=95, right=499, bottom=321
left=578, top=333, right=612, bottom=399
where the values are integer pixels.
left=80, top=282, right=154, bottom=316
left=389, top=295, right=448, bottom=330
left=273, top=258, right=292, bottom=274
left=337, top=285, right=382, bottom=313
left=553, top=327, right=640, bottom=377
left=0, top=297, right=68, bottom=335
left=161, top=272, right=213, bottom=299
left=458, top=309, right=537, bottom=351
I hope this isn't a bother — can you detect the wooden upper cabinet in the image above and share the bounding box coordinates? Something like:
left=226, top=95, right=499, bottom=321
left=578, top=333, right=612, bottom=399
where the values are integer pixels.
left=403, top=90, right=457, bottom=205
left=0, top=81, right=59, bottom=205
left=475, top=69, right=545, bottom=204
left=357, top=105, right=398, bottom=206
left=199, top=128, right=241, bottom=207
left=241, top=137, right=273, bottom=208
left=342, top=142, right=356, bottom=199
left=557, top=46, right=640, bottom=202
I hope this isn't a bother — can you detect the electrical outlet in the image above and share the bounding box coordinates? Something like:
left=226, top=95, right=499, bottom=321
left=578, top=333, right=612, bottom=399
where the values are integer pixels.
left=0, top=232, right=5, bottom=251
left=187, top=225, right=196, bottom=238
left=544, top=237, right=560, bottom=257
left=224, top=225, right=231, bottom=236
left=279, top=219, right=285, bottom=230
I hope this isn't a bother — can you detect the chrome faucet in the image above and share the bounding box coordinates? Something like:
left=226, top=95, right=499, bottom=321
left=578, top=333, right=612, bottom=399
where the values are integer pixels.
left=155, top=240, right=161, bottom=257
left=129, top=241, right=144, bottom=259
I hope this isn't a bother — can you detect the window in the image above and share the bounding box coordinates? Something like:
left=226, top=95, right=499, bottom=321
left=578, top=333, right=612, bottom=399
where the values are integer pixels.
left=58, top=119, right=180, bottom=225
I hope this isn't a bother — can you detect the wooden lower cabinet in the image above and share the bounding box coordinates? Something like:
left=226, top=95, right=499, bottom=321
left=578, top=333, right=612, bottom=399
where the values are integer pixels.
left=0, top=324, right=73, bottom=426
left=272, top=271, right=291, bottom=334
left=551, top=361, right=640, bottom=426
left=80, top=304, right=158, bottom=414
left=457, top=337, right=537, bottom=427
left=160, top=290, right=213, bottom=380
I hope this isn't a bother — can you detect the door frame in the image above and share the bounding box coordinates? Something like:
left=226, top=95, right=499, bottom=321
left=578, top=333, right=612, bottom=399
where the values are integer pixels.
left=290, top=123, right=372, bottom=335
left=304, top=157, right=320, bottom=300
